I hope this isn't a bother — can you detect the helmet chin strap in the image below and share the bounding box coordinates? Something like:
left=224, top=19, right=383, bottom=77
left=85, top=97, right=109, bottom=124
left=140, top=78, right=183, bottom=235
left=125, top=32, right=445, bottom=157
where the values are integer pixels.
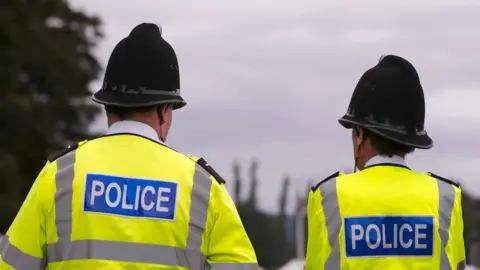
left=157, top=106, right=166, bottom=143
left=159, top=133, right=166, bottom=143
left=353, top=127, right=365, bottom=173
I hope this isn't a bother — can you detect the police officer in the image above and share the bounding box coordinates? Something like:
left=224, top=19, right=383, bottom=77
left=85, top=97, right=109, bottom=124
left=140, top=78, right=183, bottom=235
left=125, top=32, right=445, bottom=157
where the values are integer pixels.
left=0, top=23, right=257, bottom=270
left=305, top=55, right=466, bottom=269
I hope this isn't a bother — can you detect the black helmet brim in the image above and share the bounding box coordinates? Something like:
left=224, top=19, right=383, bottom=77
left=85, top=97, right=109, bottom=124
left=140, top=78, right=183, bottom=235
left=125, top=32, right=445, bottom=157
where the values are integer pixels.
left=91, top=89, right=186, bottom=110
left=338, top=114, right=433, bottom=150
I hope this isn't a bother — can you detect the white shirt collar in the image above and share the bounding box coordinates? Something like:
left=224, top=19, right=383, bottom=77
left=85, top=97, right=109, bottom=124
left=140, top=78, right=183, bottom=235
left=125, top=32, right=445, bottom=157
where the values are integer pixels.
left=365, top=155, right=407, bottom=168
left=106, top=120, right=165, bottom=145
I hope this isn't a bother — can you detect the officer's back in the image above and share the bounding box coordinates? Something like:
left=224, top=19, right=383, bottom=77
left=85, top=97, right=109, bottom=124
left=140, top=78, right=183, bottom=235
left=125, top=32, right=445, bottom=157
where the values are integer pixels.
left=332, top=157, right=461, bottom=269
left=73, top=129, right=202, bottom=246
left=0, top=23, right=257, bottom=270
left=45, top=123, right=227, bottom=269
left=306, top=55, right=466, bottom=270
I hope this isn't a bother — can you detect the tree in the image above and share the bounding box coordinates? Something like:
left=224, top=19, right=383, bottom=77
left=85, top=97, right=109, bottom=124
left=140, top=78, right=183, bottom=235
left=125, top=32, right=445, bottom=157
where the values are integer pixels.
left=235, top=160, right=295, bottom=268
left=461, top=190, right=480, bottom=265
left=279, top=174, right=290, bottom=216
left=247, top=159, right=259, bottom=208
left=0, top=0, right=103, bottom=233
left=233, top=161, right=242, bottom=204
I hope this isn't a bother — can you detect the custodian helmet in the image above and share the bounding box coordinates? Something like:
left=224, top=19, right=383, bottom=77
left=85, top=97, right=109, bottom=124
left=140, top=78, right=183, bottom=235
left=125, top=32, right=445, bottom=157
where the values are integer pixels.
left=92, top=23, right=186, bottom=109
left=338, top=55, right=433, bottom=149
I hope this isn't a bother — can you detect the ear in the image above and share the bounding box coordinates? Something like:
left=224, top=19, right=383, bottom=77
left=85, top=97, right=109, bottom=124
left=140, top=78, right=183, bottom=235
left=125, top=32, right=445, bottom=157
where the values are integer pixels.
left=354, top=127, right=364, bottom=145
left=162, top=104, right=170, bottom=113
left=157, top=104, right=169, bottom=117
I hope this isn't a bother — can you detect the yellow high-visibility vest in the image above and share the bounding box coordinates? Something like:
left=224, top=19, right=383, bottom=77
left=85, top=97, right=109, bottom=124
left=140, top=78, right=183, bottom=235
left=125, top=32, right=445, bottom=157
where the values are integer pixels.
left=306, top=164, right=466, bottom=270
left=0, top=133, right=257, bottom=270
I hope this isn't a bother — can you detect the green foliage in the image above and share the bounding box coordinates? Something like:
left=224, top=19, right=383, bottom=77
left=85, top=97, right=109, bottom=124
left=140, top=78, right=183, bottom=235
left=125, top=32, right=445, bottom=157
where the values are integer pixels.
left=233, top=161, right=241, bottom=204
left=236, top=160, right=295, bottom=269
left=247, top=159, right=259, bottom=208
left=462, top=191, right=480, bottom=264
left=0, top=0, right=102, bottom=233
left=279, top=174, right=289, bottom=217
left=239, top=203, right=292, bottom=269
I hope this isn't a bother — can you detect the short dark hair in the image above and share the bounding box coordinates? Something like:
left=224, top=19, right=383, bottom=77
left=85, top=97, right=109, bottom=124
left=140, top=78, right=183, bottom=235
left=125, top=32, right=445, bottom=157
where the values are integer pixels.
left=361, top=128, right=415, bottom=157
left=105, top=105, right=157, bottom=120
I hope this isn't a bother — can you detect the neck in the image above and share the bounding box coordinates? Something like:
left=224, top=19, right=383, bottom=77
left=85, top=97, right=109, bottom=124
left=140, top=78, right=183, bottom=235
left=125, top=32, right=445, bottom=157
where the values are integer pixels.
left=107, top=118, right=162, bottom=138
left=364, top=154, right=407, bottom=168
left=357, top=152, right=406, bottom=170
left=356, top=152, right=375, bottom=170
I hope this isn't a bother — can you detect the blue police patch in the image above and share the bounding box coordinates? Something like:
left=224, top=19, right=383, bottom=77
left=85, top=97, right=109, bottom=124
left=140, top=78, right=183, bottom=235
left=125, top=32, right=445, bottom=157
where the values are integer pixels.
left=344, top=215, right=434, bottom=257
left=83, top=173, right=178, bottom=221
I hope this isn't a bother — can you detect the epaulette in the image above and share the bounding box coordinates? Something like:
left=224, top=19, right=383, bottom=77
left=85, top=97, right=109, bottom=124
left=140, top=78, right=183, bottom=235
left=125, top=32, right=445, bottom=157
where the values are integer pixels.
left=311, top=171, right=340, bottom=191
left=195, top=158, right=226, bottom=184
left=428, top=172, right=460, bottom=188
left=47, top=142, right=80, bottom=162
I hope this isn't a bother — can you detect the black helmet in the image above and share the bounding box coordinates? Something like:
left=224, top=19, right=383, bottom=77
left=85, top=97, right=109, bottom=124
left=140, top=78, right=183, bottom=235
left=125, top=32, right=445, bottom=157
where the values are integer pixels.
left=92, top=23, right=186, bottom=109
left=338, top=55, right=433, bottom=149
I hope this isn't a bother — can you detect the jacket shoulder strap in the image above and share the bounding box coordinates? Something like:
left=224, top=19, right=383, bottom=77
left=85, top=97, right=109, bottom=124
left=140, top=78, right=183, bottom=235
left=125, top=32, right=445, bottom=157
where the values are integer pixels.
left=188, top=155, right=226, bottom=184
left=428, top=172, right=460, bottom=188
left=311, top=171, right=340, bottom=192
left=48, top=143, right=78, bottom=162
left=47, top=140, right=87, bottom=162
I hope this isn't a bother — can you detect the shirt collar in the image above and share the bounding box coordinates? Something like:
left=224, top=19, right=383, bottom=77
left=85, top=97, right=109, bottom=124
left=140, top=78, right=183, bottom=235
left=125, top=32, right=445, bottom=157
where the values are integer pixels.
left=106, top=120, right=165, bottom=145
left=364, top=155, right=407, bottom=168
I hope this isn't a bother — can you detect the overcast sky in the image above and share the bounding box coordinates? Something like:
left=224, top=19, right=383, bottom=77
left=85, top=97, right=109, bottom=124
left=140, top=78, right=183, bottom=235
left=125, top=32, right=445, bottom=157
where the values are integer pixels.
left=72, top=0, right=480, bottom=214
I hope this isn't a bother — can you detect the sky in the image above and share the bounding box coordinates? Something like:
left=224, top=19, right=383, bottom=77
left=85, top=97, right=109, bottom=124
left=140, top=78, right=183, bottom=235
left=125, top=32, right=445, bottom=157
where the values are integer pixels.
left=71, top=0, right=480, bottom=214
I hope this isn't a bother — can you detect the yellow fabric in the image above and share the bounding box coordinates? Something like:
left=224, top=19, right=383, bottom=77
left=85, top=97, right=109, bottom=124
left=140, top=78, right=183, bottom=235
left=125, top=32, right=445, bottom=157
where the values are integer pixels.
left=2, top=134, right=256, bottom=269
left=444, top=182, right=465, bottom=267
left=0, top=162, right=53, bottom=269
left=187, top=155, right=257, bottom=264
left=206, top=179, right=257, bottom=264
left=306, top=166, right=465, bottom=270
left=306, top=173, right=344, bottom=269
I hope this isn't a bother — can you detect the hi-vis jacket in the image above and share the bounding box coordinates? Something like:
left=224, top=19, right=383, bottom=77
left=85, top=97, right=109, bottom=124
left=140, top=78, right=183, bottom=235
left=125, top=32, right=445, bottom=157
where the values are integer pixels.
left=0, top=128, right=257, bottom=269
left=306, top=157, right=466, bottom=270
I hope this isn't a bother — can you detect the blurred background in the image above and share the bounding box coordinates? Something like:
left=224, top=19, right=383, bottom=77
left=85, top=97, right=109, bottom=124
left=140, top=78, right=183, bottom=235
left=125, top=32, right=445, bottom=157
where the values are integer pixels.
left=1, top=0, right=479, bottom=269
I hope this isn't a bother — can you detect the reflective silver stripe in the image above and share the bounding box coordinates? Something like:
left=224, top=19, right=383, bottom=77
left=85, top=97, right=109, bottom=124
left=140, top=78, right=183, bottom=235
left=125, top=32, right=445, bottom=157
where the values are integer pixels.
left=54, top=150, right=76, bottom=242
left=50, top=150, right=213, bottom=269
left=209, top=262, right=259, bottom=270
left=319, top=177, right=341, bottom=270
left=47, top=239, right=198, bottom=268
left=186, top=166, right=213, bottom=269
left=0, top=235, right=47, bottom=270
left=437, top=180, right=456, bottom=270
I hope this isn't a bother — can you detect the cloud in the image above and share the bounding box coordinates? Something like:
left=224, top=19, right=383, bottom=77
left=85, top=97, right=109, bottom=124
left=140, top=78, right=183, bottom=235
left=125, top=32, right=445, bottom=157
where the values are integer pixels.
left=429, top=89, right=480, bottom=119
left=73, top=0, right=480, bottom=213
left=343, top=29, right=392, bottom=44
